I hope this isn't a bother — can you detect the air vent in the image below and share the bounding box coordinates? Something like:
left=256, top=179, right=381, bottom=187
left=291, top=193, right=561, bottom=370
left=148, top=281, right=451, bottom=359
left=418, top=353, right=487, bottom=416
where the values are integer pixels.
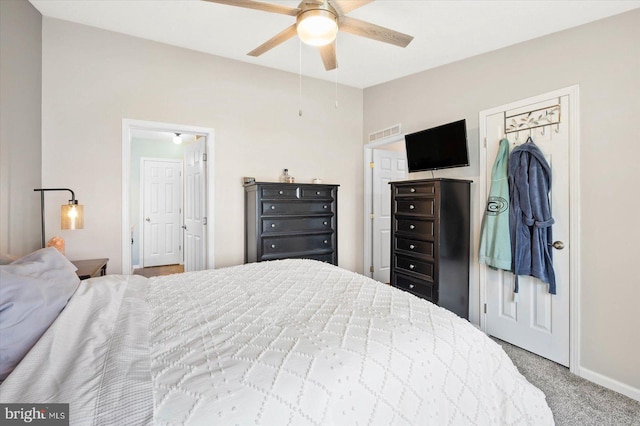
left=368, top=123, right=402, bottom=143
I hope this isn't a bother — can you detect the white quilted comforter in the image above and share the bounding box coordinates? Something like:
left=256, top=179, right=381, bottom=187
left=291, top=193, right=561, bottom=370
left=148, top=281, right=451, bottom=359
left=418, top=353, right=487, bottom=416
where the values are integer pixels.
left=1, top=259, right=553, bottom=425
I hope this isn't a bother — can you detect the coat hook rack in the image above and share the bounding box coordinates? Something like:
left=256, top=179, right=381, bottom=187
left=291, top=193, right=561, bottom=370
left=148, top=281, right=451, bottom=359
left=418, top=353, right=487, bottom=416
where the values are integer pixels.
left=505, top=104, right=561, bottom=135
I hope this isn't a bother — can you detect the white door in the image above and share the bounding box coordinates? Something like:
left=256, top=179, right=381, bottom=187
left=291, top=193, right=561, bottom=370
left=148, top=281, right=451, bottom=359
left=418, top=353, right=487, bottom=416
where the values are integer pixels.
left=482, top=94, right=572, bottom=366
left=372, top=148, right=407, bottom=283
left=142, top=159, right=182, bottom=267
left=183, top=137, right=207, bottom=272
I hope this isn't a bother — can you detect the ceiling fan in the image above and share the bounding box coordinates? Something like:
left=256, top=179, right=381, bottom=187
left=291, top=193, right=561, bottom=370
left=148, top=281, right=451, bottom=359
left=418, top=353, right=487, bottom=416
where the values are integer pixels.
left=201, top=0, right=413, bottom=71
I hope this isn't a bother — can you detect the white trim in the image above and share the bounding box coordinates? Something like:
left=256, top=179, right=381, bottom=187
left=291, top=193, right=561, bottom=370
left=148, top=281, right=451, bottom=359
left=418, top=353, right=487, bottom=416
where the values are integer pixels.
left=477, top=85, right=581, bottom=374
left=578, top=367, right=640, bottom=402
left=122, top=119, right=215, bottom=275
left=362, top=133, right=405, bottom=277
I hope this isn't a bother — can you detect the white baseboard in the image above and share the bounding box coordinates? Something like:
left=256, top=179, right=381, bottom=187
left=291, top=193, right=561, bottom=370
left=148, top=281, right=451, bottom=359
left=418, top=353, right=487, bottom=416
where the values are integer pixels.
left=133, top=264, right=141, bottom=270
left=578, top=366, right=640, bottom=402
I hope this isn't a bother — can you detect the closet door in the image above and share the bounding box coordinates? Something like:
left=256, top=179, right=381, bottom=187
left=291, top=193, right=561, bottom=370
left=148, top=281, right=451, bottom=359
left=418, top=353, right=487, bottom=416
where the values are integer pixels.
left=481, top=93, right=574, bottom=367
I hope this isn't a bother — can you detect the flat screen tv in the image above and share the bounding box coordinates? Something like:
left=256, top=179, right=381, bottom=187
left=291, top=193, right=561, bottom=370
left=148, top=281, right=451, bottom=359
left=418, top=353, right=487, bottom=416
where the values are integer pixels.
left=404, top=119, right=469, bottom=172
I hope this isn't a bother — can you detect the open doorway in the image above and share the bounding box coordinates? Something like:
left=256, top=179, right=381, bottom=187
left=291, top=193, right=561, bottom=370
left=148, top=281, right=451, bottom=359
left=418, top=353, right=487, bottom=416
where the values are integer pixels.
left=121, top=119, right=215, bottom=275
left=363, top=134, right=408, bottom=282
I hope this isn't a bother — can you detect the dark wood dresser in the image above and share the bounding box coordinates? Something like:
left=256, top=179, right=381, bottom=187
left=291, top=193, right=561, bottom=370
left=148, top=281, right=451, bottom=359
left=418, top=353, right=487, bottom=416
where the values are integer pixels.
left=390, top=178, right=471, bottom=319
left=244, top=182, right=338, bottom=265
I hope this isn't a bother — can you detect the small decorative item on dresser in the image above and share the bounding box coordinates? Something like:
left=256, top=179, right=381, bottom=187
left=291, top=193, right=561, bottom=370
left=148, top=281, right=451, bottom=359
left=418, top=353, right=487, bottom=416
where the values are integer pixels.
left=280, top=168, right=295, bottom=183
left=312, top=178, right=322, bottom=184
left=243, top=177, right=255, bottom=185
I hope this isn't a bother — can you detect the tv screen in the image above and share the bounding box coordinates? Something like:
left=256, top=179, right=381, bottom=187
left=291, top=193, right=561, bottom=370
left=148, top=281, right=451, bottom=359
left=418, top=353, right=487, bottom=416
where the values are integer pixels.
left=404, top=119, right=469, bottom=172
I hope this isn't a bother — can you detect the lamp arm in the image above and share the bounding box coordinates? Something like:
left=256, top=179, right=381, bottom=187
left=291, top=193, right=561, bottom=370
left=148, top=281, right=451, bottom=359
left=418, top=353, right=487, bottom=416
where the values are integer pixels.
left=33, top=188, right=78, bottom=248
left=34, top=188, right=76, bottom=202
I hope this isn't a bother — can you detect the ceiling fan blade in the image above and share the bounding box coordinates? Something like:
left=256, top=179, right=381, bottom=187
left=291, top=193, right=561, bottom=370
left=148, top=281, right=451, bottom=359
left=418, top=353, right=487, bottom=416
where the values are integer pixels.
left=201, top=0, right=300, bottom=17
left=318, top=42, right=337, bottom=71
left=328, top=0, right=372, bottom=16
left=339, top=16, right=413, bottom=48
left=247, top=24, right=298, bottom=57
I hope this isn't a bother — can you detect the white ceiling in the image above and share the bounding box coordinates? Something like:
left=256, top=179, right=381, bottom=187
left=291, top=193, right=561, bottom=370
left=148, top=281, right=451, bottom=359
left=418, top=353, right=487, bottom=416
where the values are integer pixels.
left=30, top=0, right=639, bottom=89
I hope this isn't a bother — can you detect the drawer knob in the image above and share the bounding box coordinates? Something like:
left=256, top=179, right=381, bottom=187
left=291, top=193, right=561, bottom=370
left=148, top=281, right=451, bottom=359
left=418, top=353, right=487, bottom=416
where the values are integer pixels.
left=271, top=244, right=276, bottom=248
left=316, top=191, right=321, bottom=195
left=323, top=205, right=328, bottom=209
left=270, top=205, right=275, bottom=210
left=409, top=284, right=415, bottom=289
left=409, top=224, right=415, bottom=230
left=409, top=204, right=415, bottom=210
left=324, top=240, right=328, bottom=244
left=410, top=188, right=416, bottom=193
left=409, top=264, right=415, bottom=269
left=323, top=221, right=328, bottom=225
left=278, top=190, right=284, bottom=195
left=409, top=244, right=415, bottom=250
left=270, top=223, right=276, bottom=228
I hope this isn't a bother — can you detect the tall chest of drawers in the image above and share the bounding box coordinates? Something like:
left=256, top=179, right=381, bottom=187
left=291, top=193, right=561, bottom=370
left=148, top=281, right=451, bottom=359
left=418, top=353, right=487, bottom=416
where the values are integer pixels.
left=244, top=182, right=338, bottom=265
left=390, top=178, right=471, bottom=319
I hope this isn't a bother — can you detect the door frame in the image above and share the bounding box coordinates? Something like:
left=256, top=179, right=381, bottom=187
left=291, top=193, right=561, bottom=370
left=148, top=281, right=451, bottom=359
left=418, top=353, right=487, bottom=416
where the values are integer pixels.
left=478, top=85, right=581, bottom=374
left=122, top=118, right=215, bottom=274
left=139, top=157, right=183, bottom=268
left=363, top=133, right=405, bottom=278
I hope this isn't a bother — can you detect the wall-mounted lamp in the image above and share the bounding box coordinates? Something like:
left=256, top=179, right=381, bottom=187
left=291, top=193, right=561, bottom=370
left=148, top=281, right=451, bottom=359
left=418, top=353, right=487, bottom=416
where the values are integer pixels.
left=33, top=188, right=84, bottom=248
left=173, top=133, right=182, bottom=145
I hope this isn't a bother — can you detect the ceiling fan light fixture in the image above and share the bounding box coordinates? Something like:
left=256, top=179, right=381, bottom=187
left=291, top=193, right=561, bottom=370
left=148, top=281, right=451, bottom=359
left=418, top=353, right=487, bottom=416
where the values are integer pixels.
left=173, top=133, right=182, bottom=145
left=296, top=9, right=338, bottom=46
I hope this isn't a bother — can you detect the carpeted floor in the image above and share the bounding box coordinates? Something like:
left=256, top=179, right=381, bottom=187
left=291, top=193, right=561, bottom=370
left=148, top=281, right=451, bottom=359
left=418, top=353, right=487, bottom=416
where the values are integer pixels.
left=492, top=338, right=640, bottom=426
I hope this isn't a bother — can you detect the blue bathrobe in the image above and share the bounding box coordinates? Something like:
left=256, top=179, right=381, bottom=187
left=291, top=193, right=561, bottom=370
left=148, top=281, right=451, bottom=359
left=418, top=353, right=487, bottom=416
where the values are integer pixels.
left=508, top=137, right=556, bottom=294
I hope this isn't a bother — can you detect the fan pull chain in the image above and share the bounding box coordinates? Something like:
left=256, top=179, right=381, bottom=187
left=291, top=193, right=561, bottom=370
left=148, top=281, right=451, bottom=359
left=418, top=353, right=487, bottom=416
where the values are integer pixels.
left=334, top=36, right=339, bottom=109
left=299, top=39, right=303, bottom=117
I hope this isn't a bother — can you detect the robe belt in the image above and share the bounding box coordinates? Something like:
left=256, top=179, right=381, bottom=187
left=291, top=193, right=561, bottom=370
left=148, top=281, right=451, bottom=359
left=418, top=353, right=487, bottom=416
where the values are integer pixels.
left=523, top=216, right=555, bottom=227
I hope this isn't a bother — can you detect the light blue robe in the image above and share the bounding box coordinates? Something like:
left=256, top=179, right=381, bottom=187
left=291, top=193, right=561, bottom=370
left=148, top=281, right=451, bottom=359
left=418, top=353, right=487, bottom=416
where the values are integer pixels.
left=479, top=138, right=511, bottom=270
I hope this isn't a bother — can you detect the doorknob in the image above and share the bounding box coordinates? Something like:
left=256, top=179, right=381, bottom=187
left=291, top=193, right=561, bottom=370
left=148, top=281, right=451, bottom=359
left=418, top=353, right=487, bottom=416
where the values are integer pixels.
left=550, top=240, right=565, bottom=250
left=145, top=217, right=150, bottom=222
left=182, top=225, right=187, bottom=230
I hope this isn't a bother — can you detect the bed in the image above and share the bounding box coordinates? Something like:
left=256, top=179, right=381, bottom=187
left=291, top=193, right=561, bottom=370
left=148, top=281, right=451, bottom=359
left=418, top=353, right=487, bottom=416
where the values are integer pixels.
left=0, top=249, right=553, bottom=425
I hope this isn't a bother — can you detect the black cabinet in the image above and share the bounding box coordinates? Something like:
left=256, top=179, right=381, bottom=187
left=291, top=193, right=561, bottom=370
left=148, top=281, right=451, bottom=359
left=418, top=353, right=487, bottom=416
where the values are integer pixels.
left=390, top=179, right=471, bottom=319
left=244, top=182, right=338, bottom=265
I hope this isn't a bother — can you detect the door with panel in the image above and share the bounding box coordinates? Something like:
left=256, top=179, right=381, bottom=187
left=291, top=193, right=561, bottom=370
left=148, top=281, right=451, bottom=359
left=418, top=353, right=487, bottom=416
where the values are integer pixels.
left=142, top=159, right=182, bottom=267
left=482, top=94, right=572, bottom=366
left=372, top=148, right=407, bottom=283
left=183, top=137, right=207, bottom=272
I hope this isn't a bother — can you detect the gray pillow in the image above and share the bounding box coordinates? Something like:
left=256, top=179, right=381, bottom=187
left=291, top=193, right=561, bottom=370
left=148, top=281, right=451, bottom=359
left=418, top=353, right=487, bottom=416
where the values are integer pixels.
left=0, top=248, right=80, bottom=381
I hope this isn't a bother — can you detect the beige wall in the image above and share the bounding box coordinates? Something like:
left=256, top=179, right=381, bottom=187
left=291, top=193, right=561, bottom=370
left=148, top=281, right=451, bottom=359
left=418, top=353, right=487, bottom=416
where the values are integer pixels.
left=41, top=18, right=364, bottom=274
left=0, top=0, right=42, bottom=255
left=364, top=10, right=640, bottom=394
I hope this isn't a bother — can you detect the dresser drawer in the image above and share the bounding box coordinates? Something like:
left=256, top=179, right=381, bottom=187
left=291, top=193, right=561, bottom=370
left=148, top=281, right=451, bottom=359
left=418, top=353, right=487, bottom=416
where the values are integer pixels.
left=394, top=183, right=436, bottom=197
left=262, top=201, right=333, bottom=215
left=393, top=273, right=436, bottom=302
left=300, top=187, right=333, bottom=199
left=395, top=199, right=435, bottom=216
left=394, top=255, right=434, bottom=282
left=263, top=234, right=333, bottom=256
left=262, top=217, right=333, bottom=235
left=261, top=186, right=299, bottom=199
left=395, top=237, right=434, bottom=258
left=395, top=219, right=434, bottom=239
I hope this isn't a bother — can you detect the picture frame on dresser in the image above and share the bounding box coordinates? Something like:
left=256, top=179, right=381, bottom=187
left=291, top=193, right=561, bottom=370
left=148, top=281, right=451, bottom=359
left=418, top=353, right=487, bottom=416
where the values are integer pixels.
left=244, top=182, right=339, bottom=265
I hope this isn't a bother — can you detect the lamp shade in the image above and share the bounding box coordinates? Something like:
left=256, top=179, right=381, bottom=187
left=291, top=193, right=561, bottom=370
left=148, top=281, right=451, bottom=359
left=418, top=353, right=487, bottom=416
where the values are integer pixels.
left=61, top=202, right=84, bottom=230
left=296, top=9, right=338, bottom=46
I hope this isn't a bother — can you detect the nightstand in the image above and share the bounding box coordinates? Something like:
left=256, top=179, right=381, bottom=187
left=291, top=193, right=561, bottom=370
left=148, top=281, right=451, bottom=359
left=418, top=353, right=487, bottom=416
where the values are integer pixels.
left=71, top=258, right=109, bottom=280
